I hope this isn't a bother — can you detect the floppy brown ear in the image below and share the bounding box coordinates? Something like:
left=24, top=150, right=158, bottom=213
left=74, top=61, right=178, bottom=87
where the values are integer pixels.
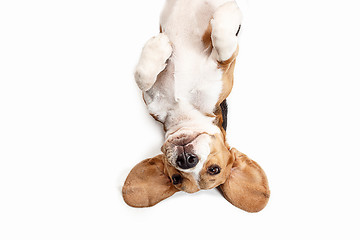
left=219, top=148, right=270, bottom=212
left=122, top=154, right=178, bottom=208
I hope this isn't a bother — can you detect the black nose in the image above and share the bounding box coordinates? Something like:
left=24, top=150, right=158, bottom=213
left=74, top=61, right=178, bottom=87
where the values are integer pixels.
left=176, top=153, right=199, bottom=169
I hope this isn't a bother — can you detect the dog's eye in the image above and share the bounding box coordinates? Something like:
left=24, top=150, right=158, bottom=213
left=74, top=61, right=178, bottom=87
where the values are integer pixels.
left=171, top=174, right=182, bottom=185
left=207, top=165, right=221, bottom=175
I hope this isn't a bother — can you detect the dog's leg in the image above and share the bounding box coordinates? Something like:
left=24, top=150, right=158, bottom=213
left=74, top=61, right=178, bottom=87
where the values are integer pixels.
left=211, top=2, right=242, bottom=62
left=134, top=33, right=173, bottom=92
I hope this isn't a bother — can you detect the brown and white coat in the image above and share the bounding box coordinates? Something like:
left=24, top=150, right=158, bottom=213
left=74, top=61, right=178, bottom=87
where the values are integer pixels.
left=123, top=0, right=270, bottom=212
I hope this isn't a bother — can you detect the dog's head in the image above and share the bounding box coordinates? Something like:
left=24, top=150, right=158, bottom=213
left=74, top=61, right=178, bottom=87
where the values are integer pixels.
left=122, top=127, right=270, bottom=211
left=161, top=128, right=233, bottom=193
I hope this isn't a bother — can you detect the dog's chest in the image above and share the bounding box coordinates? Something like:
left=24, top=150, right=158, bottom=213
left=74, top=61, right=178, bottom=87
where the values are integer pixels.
left=145, top=54, right=223, bottom=125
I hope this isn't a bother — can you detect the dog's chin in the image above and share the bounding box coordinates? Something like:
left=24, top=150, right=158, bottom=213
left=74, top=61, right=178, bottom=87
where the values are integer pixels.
left=166, top=130, right=203, bottom=146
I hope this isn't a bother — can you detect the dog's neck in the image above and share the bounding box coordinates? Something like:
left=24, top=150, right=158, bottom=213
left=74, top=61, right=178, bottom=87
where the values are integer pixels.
left=163, top=100, right=221, bottom=139
left=163, top=99, right=228, bottom=141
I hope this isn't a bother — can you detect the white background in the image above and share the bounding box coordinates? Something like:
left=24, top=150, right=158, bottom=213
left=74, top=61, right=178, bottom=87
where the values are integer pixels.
left=1, top=0, right=359, bottom=239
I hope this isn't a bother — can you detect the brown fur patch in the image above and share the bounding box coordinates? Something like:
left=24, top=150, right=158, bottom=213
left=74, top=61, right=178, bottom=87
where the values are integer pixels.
left=122, top=154, right=179, bottom=207
left=198, top=133, right=233, bottom=189
left=202, top=22, right=213, bottom=55
left=213, top=104, right=227, bottom=135
left=219, top=149, right=270, bottom=212
left=217, top=46, right=239, bottom=105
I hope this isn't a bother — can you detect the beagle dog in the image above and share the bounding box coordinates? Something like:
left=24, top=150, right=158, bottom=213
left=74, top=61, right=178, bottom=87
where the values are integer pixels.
left=122, top=0, right=270, bottom=212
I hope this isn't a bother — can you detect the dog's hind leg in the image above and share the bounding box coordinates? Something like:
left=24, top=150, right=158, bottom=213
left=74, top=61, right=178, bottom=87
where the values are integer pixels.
left=134, top=33, right=173, bottom=92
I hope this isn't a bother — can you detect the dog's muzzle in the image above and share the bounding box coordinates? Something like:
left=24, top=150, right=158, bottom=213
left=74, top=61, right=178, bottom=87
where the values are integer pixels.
left=164, top=131, right=202, bottom=169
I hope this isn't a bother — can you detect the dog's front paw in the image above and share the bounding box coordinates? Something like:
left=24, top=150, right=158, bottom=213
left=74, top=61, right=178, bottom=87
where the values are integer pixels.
left=211, top=2, right=242, bottom=62
left=135, top=33, right=173, bottom=91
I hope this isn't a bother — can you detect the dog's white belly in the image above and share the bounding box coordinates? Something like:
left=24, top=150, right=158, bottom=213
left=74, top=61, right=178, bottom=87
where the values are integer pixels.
left=144, top=0, right=233, bottom=128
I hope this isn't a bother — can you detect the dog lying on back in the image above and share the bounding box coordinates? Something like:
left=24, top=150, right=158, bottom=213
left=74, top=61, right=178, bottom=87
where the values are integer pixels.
left=122, top=0, right=270, bottom=212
